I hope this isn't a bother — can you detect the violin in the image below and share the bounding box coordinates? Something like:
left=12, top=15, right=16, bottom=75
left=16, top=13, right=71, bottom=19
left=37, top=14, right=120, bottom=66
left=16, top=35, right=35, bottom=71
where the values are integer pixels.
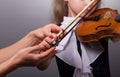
left=75, top=8, right=120, bottom=42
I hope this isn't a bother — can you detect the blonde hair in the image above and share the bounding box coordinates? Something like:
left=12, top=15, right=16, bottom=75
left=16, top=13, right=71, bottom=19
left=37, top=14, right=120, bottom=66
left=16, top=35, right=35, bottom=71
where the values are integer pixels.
left=53, top=0, right=68, bottom=24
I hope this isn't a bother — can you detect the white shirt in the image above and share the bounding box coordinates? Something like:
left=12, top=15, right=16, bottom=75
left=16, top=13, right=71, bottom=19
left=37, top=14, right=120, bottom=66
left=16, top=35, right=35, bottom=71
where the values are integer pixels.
left=55, top=17, right=104, bottom=77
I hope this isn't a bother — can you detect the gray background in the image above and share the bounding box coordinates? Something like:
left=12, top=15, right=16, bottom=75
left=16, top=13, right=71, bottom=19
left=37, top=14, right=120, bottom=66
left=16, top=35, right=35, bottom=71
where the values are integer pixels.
left=0, top=0, right=120, bottom=77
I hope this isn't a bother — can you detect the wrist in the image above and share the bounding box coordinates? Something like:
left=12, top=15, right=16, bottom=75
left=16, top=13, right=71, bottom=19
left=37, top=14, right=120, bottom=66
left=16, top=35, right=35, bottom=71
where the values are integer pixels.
left=26, top=31, right=40, bottom=46
left=8, top=57, right=19, bottom=70
left=13, top=32, right=40, bottom=50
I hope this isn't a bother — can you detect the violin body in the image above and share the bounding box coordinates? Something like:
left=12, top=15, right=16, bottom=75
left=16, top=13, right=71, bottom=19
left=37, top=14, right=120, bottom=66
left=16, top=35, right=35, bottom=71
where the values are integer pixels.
left=75, top=8, right=120, bottom=42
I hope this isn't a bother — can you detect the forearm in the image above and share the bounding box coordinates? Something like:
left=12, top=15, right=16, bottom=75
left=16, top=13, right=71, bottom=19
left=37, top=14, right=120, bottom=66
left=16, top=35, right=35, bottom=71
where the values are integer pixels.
left=0, top=33, right=38, bottom=63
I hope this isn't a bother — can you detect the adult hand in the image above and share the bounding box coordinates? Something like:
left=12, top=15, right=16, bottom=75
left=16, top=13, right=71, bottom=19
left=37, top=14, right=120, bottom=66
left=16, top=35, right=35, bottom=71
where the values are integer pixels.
left=10, top=35, right=56, bottom=67
left=29, top=24, right=62, bottom=45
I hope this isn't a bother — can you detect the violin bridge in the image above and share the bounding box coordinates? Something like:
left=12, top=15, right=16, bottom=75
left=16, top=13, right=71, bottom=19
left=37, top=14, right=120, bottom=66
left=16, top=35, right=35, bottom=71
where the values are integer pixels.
left=104, top=11, right=111, bottom=20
